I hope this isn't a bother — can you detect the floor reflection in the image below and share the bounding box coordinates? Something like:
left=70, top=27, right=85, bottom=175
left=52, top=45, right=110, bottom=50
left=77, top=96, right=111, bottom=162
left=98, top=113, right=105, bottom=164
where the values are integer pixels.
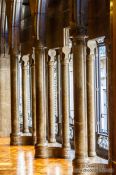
left=26, top=152, right=33, bottom=175
left=0, top=138, right=110, bottom=175
left=17, top=151, right=26, bottom=175
left=0, top=138, right=72, bottom=175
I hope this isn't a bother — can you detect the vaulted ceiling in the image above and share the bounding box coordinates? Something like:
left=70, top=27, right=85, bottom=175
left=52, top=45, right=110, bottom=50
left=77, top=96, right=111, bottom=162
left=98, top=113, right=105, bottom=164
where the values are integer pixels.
left=0, top=0, right=110, bottom=55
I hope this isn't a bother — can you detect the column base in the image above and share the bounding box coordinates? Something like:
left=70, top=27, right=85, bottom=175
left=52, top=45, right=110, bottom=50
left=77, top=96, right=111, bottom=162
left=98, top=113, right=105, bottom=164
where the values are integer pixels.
left=20, top=135, right=33, bottom=145
left=61, top=147, right=70, bottom=159
left=22, top=132, right=30, bottom=136
left=88, top=151, right=96, bottom=157
left=35, top=145, right=48, bottom=158
left=10, top=134, right=21, bottom=145
left=49, top=138, right=56, bottom=143
left=73, top=157, right=89, bottom=175
left=33, top=136, right=37, bottom=145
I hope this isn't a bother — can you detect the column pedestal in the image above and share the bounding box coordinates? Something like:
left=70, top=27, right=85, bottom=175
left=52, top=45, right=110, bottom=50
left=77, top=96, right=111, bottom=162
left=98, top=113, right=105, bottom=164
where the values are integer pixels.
left=10, top=135, right=21, bottom=146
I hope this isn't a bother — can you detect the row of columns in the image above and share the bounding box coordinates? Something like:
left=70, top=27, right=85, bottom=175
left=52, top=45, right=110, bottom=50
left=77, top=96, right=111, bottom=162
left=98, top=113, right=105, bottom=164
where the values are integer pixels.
left=40, top=37, right=97, bottom=160
left=10, top=37, right=97, bottom=161
left=10, top=50, right=36, bottom=145
left=35, top=43, right=72, bottom=158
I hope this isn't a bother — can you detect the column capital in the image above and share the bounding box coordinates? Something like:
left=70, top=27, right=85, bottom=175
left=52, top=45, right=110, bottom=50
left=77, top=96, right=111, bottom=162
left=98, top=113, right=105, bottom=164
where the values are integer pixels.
left=62, top=46, right=71, bottom=57
left=48, top=49, right=56, bottom=62
left=62, top=46, right=71, bottom=64
left=22, top=54, right=30, bottom=66
left=87, top=40, right=97, bottom=55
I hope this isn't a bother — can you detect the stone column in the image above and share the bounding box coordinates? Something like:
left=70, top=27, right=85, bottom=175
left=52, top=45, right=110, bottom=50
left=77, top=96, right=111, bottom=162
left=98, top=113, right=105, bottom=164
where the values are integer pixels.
left=35, top=41, right=47, bottom=158
left=22, top=55, right=30, bottom=134
left=61, top=46, right=71, bottom=158
left=72, top=36, right=88, bottom=170
left=57, top=54, right=62, bottom=138
left=10, top=49, right=20, bottom=145
left=31, top=47, right=36, bottom=144
left=87, top=40, right=97, bottom=157
left=48, top=49, right=56, bottom=143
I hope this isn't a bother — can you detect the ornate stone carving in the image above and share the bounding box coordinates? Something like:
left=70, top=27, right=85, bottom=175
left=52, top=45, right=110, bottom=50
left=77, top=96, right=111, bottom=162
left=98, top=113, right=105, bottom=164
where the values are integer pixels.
left=62, top=46, right=71, bottom=62
left=22, top=54, right=30, bottom=66
left=87, top=40, right=97, bottom=55
left=48, top=49, right=56, bottom=62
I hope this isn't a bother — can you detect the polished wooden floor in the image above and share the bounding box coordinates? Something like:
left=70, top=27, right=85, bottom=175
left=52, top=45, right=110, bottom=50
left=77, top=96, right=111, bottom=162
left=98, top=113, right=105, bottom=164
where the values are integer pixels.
left=0, top=138, right=110, bottom=175
left=0, top=138, right=72, bottom=175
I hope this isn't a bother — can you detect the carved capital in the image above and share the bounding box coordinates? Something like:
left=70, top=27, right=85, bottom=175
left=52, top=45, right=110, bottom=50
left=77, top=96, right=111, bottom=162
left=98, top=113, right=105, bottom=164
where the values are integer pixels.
left=62, top=46, right=71, bottom=58
left=62, top=46, right=71, bottom=65
left=48, top=49, right=56, bottom=62
left=87, top=40, right=97, bottom=55
left=22, top=54, right=30, bottom=66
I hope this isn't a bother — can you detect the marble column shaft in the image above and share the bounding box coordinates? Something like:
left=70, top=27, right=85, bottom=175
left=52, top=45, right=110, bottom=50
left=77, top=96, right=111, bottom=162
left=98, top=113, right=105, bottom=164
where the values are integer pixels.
left=72, top=36, right=88, bottom=163
left=10, top=49, right=20, bottom=145
left=48, top=49, right=56, bottom=143
left=62, top=46, right=71, bottom=149
left=35, top=42, right=47, bottom=158
left=87, top=40, right=97, bottom=157
left=57, top=54, right=62, bottom=138
left=35, top=42, right=46, bottom=148
left=31, top=48, right=36, bottom=143
left=22, top=55, right=30, bottom=134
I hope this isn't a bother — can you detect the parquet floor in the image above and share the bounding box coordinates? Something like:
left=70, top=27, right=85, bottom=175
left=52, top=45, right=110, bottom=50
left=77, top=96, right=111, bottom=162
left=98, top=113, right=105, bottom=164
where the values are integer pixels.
left=0, top=138, right=72, bottom=175
left=0, top=138, right=111, bottom=175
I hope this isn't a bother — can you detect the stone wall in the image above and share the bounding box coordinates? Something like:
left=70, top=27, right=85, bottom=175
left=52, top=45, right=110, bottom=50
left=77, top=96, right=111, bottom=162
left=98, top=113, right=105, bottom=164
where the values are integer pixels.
left=0, top=54, right=11, bottom=137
